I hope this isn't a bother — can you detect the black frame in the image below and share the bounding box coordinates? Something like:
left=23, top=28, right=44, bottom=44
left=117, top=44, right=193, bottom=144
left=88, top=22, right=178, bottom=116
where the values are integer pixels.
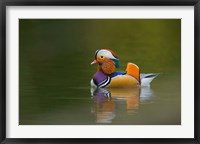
left=0, top=0, right=199, bottom=144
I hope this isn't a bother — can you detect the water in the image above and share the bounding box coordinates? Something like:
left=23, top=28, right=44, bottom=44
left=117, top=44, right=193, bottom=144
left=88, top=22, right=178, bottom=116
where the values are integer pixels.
left=19, top=73, right=180, bottom=125
left=19, top=19, right=181, bottom=125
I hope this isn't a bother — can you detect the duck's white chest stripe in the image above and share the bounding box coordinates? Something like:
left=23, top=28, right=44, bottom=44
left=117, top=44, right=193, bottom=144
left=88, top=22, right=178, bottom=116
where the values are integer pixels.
left=98, top=76, right=111, bottom=88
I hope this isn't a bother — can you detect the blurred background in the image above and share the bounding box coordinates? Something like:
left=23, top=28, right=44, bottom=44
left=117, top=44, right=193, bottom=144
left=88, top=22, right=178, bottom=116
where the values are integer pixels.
left=19, top=19, right=181, bottom=125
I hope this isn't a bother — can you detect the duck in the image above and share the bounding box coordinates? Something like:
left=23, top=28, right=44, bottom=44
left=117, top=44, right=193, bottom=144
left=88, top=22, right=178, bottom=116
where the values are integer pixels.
left=90, top=49, right=158, bottom=88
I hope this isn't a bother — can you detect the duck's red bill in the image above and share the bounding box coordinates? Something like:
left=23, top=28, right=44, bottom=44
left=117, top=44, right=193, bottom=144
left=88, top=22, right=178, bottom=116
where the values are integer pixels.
left=91, top=59, right=98, bottom=65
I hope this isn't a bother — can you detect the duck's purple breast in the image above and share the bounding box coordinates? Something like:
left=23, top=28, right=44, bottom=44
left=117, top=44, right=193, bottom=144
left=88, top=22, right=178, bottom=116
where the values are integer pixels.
left=92, top=70, right=112, bottom=88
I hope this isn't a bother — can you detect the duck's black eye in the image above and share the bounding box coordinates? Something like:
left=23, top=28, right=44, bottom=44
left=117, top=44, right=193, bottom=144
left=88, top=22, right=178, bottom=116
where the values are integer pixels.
left=101, top=56, right=103, bottom=58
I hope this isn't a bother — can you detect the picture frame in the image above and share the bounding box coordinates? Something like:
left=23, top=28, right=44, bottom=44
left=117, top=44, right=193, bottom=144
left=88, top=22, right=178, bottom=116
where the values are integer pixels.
left=0, top=0, right=199, bottom=144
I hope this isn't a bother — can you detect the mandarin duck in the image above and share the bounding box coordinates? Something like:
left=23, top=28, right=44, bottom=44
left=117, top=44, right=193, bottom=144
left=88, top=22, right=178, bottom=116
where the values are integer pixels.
left=90, top=49, right=158, bottom=88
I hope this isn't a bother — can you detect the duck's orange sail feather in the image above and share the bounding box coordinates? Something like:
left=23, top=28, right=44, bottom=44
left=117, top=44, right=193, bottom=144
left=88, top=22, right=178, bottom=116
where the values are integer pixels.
left=125, top=63, right=140, bottom=82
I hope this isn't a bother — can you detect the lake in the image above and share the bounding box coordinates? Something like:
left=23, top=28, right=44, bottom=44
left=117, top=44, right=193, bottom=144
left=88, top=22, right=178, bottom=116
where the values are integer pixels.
left=19, top=19, right=181, bottom=125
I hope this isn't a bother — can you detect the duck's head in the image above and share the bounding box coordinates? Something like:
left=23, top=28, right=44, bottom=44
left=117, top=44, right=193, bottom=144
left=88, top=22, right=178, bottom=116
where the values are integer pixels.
left=91, top=49, right=119, bottom=68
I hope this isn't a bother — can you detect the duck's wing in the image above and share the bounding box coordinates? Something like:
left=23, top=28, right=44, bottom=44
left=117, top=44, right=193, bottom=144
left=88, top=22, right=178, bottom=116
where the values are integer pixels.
left=140, top=73, right=159, bottom=87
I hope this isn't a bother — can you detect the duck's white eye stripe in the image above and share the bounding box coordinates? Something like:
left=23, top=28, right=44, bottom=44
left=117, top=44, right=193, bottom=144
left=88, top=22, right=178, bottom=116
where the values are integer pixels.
left=98, top=50, right=118, bottom=60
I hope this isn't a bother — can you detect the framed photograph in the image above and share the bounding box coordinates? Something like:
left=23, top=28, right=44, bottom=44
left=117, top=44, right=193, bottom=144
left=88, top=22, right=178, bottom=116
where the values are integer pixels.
left=0, top=0, right=199, bottom=143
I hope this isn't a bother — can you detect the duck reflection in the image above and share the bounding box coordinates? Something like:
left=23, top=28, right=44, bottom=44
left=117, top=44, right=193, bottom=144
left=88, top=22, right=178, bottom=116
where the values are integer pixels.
left=91, top=88, right=115, bottom=123
left=91, top=87, right=155, bottom=124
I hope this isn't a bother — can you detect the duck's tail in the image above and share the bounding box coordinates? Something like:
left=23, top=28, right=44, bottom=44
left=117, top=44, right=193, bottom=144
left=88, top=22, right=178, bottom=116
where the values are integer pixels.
left=140, top=73, right=159, bottom=87
left=125, top=63, right=158, bottom=87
